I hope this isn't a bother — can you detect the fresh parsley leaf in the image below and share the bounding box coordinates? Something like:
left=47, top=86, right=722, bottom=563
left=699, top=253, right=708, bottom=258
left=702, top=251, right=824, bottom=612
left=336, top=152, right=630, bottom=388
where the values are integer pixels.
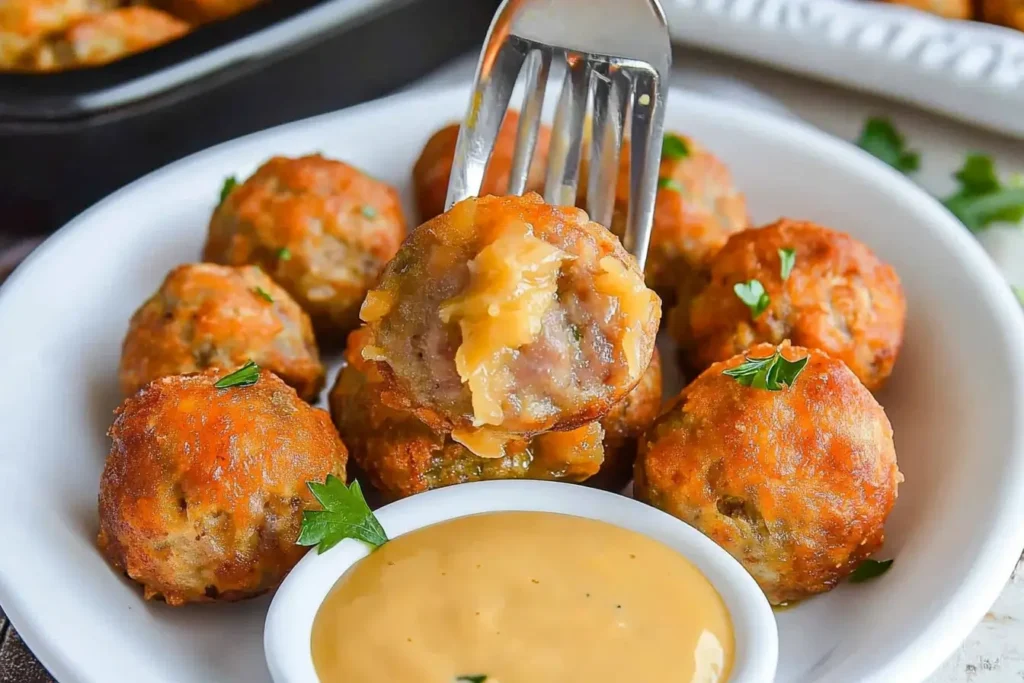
left=1013, top=285, right=1024, bottom=307
left=360, top=205, right=378, bottom=220
left=849, top=558, right=894, bottom=583
left=456, top=677, right=488, bottom=683
left=723, top=349, right=809, bottom=391
left=778, top=248, right=796, bottom=281
left=297, top=476, right=388, bottom=554
left=277, top=247, right=292, bottom=261
left=569, top=324, right=582, bottom=342
left=661, top=133, right=689, bottom=161
left=214, top=360, right=259, bottom=389
left=942, top=154, right=1024, bottom=232
left=658, top=177, right=684, bottom=192
left=253, top=286, right=273, bottom=303
left=733, top=279, right=770, bottom=318
left=219, top=176, right=238, bottom=203
left=857, top=117, right=919, bottom=174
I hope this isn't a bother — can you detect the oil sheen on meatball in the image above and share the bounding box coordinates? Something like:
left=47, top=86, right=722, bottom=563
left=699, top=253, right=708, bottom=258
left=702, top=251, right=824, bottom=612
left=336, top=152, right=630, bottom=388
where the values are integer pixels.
left=412, top=110, right=552, bottom=221
left=329, top=329, right=606, bottom=502
left=0, top=0, right=115, bottom=67
left=635, top=342, right=901, bottom=605
left=359, top=193, right=661, bottom=457
left=586, top=348, right=663, bottom=493
left=203, top=154, right=407, bottom=344
left=98, top=368, right=348, bottom=605
left=600, top=133, right=747, bottom=304
left=675, top=218, right=906, bottom=391
left=24, top=7, right=188, bottom=70
left=118, top=263, right=324, bottom=400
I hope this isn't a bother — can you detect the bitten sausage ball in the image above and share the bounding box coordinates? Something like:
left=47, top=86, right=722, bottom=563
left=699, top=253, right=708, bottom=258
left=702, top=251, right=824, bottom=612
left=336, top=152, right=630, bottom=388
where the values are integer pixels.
left=600, top=133, right=748, bottom=304
left=203, top=154, right=407, bottom=345
left=329, top=329, right=606, bottom=502
left=673, top=219, right=905, bottom=391
left=24, top=7, right=188, bottom=70
left=118, top=263, right=324, bottom=400
left=412, top=111, right=551, bottom=221
left=359, top=193, right=661, bottom=456
left=98, top=368, right=348, bottom=605
left=635, top=343, right=901, bottom=605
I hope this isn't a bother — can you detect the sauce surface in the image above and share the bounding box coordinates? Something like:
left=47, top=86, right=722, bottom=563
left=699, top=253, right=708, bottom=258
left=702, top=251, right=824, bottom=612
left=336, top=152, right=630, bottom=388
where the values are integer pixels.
left=311, top=511, right=734, bottom=683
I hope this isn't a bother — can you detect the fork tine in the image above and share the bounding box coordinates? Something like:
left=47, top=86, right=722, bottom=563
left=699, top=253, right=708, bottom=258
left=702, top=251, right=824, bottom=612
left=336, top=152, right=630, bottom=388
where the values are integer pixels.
left=445, top=37, right=529, bottom=211
left=543, top=55, right=593, bottom=207
left=507, top=49, right=551, bottom=196
left=586, top=65, right=627, bottom=229
left=622, top=66, right=665, bottom=270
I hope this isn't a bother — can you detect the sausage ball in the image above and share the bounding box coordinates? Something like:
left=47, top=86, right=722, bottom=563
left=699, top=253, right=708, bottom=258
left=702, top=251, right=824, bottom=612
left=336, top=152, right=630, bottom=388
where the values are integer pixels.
left=635, top=343, right=901, bottom=604
left=595, top=133, right=748, bottom=304
left=203, top=154, right=407, bottom=345
left=585, top=349, right=663, bottom=493
left=118, top=263, right=324, bottom=401
left=881, top=0, right=972, bottom=19
left=674, top=219, right=905, bottom=391
left=0, top=0, right=115, bottom=67
left=155, top=0, right=261, bottom=23
left=24, top=7, right=188, bottom=70
left=98, top=368, right=348, bottom=605
left=359, top=193, right=661, bottom=456
left=413, top=110, right=552, bottom=221
left=981, top=0, right=1024, bottom=28
left=329, top=329, right=606, bottom=502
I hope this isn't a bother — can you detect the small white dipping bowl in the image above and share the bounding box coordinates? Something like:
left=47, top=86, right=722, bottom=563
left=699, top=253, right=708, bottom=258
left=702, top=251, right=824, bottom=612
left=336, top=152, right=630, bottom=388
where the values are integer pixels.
left=264, top=479, right=779, bottom=683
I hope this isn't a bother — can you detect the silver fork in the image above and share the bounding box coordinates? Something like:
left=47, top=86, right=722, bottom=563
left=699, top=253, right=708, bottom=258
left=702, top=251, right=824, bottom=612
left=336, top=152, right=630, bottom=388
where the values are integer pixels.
left=444, top=0, right=671, bottom=270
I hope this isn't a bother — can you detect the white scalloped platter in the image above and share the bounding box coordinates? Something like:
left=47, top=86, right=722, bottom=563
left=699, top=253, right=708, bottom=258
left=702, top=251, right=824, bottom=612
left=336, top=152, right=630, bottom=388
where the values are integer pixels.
left=0, top=85, right=1023, bottom=683
left=665, top=0, right=1024, bottom=137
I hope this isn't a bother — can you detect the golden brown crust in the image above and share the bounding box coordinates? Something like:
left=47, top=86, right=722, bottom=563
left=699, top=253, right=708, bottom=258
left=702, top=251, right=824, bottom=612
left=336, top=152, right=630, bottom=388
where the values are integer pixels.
left=98, top=369, right=347, bottom=605
left=0, top=0, right=115, bottom=67
left=362, top=193, right=661, bottom=440
left=118, top=263, right=324, bottom=400
left=23, top=7, right=188, bottom=70
left=412, top=111, right=552, bottom=221
left=635, top=342, right=901, bottom=604
left=329, top=329, right=605, bottom=501
left=602, top=134, right=748, bottom=304
left=203, top=154, right=407, bottom=345
left=673, top=219, right=906, bottom=391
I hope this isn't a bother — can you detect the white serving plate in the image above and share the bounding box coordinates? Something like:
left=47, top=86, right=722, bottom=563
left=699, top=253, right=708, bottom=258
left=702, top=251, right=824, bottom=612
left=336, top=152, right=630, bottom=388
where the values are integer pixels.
left=264, top=481, right=779, bottom=683
left=0, top=84, right=1022, bottom=683
left=664, top=0, right=1024, bottom=138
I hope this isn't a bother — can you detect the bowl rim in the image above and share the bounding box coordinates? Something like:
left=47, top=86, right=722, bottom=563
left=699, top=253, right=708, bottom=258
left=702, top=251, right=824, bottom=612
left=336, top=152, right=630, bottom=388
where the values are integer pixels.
left=263, top=479, right=780, bottom=683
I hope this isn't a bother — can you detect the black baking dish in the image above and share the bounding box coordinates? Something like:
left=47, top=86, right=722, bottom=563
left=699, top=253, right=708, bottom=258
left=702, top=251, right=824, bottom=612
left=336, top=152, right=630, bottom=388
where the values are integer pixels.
left=0, top=0, right=500, bottom=236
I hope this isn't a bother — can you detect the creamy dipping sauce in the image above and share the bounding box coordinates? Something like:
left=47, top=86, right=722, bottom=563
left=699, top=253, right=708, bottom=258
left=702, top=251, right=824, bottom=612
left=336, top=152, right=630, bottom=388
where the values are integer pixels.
left=311, top=511, right=734, bottom=683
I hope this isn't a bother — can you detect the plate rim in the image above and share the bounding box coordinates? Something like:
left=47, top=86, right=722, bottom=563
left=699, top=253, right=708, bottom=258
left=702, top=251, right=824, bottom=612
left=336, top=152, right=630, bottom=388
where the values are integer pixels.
left=1, top=82, right=1023, bottom=683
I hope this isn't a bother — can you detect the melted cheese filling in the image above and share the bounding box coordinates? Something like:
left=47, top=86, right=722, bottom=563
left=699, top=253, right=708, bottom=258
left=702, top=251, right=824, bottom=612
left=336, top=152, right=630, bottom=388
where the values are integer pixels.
left=594, top=255, right=656, bottom=378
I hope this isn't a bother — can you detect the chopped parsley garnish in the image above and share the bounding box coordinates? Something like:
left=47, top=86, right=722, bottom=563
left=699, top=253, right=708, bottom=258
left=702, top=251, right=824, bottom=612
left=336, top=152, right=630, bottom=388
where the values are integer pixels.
left=360, top=205, right=378, bottom=220
left=214, top=360, right=259, bottom=389
left=857, top=117, right=919, bottom=174
left=658, top=177, right=684, bottom=192
left=569, top=324, right=582, bottom=342
left=849, top=558, right=894, bottom=583
left=1013, top=285, right=1024, bottom=307
left=277, top=247, right=292, bottom=261
left=661, top=133, right=689, bottom=161
left=456, top=677, right=488, bottom=683
left=723, top=349, right=809, bottom=391
left=733, top=279, right=770, bottom=318
left=253, top=286, right=273, bottom=303
left=778, top=248, right=796, bottom=281
left=219, top=176, right=238, bottom=203
left=942, top=154, right=1024, bottom=232
left=297, top=476, right=388, bottom=554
